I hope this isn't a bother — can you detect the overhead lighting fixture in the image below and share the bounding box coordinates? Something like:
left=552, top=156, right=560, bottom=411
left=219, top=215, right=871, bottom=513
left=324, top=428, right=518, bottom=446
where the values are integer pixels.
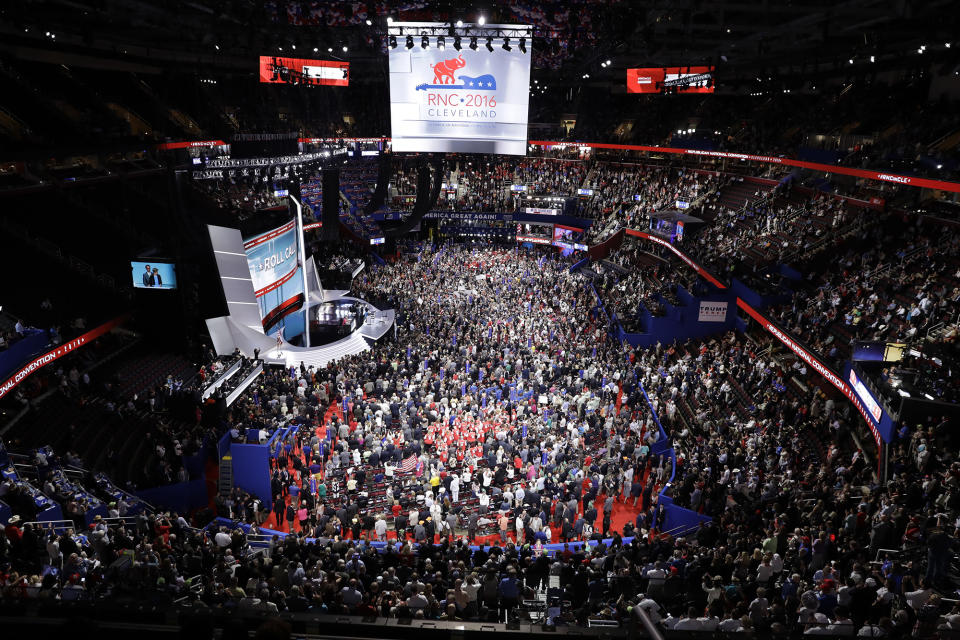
left=453, top=36, right=462, bottom=51
left=469, top=36, right=478, bottom=51
left=422, top=35, right=429, bottom=49
left=214, top=44, right=220, bottom=51
left=502, top=38, right=511, bottom=52
left=389, top=36, right=397, bottom=49
left=606, top=59, right=612, bottom=65
left=292, top=44, right=296, bottom=50
left=387, top=17, right=393, bottom=24
left=947, top=42, right=952, bottom=48
left=456, top=20, right=463, bottom=28
left=438, top=36, right=445, bottom=50
left=848, top=58, right=853, bottom=64
left=870, top=55, right=875, bottom=62
left=519, top=37, right=526, bottom=53
left=406, top=35, right=414, bottom=50
left=478, top=15, right=486, bottom=26
left=486, top=37, right=494, bottom=52
left=365, top=19, right=372, bottom=26
left=342, top=45, right=348, bottom=52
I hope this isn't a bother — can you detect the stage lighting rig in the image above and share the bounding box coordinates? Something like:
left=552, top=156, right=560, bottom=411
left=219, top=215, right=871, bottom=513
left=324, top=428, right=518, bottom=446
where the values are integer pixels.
left=486, top=37, right=494, bottom=52
left=406, top=35, right=414, bottom=49
left=470, top=36, right=478, bottom=50
left=421, top=35, right=429, bottom=49
left=502, top=38, right=511, bottom=52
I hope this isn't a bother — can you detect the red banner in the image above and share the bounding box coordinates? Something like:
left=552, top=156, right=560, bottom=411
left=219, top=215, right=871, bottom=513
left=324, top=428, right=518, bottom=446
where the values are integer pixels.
left=0, top=316, right=127, bottom=401
left=735, top=299, right=883, bottom=447
left=529, top=141, right=960, bottom=194
left=627, top=66, right=715, bottom=94
left=258, top=56, right=349, bottom=86
left=157, top=140, right=226, bottom=150
left=624, top=229, right=727, bottom=289
left=152, top=135, right=960, bottom=194
left=613, top=230, right=886, bottom=450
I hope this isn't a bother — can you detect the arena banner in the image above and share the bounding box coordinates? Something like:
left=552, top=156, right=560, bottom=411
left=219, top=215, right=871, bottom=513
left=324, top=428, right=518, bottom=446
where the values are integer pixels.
left=0, top=315, right=127, bottom=401
left=258, top=56, right=349, bottom=86
left=388, top=23, right=532, bottom=155
left=627, top=66, right=715, bottom=94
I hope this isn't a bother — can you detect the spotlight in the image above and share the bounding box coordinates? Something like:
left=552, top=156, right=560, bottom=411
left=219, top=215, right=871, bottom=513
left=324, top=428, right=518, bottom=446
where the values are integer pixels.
left=342, top=45, right=348, bottom=52
left=486, top=37, right=494, bottom=52
left=456, top=19, right=463, bottom=28
left=438, top=36, right=445, bottom=50
left=453, top=36, right=462, bottom=51
left=502, top=38, right=511, bottom=52
left=313, top=47, right=318, bottom=52
left=365, top=19, right=372, bottom=26
left=519, top=37, right=526, bottom=53
left=406, top=35, right=414, bottom=50
left=606, top=59, right=611, bottom=65
left=469, top=37, right=478, bottom=51
left=478, top=15, right=486, bottom=26
left=870, top=55, right=875, bottom=62
left=389, top=36, right=397, bottom=49
left=387, top=17, right=393, bottom=24
left=422, top=35, right=429, bottom=49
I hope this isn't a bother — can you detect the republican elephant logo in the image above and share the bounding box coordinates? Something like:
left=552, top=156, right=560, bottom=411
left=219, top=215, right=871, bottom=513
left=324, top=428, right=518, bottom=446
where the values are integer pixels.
left=430, top=54, right=466, bottom=85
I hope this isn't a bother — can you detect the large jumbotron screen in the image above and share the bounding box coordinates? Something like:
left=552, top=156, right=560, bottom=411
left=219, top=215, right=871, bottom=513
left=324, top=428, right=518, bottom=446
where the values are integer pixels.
left=388, top=23, right=532, bottom=155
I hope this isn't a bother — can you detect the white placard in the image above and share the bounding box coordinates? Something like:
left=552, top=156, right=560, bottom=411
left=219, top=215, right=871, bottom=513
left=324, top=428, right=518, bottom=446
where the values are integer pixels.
left=388, top=25, right=531, bottom=155
left=698, top=301, right=728, bottom=322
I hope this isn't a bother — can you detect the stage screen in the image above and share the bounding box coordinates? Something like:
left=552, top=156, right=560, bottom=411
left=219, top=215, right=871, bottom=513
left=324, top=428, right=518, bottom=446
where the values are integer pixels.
left=258, top=56, right=350, bottom=86
left=131, top=261, right=177, bottom=290
left=243, top=220, right=305, bottom=334
left=388, top=24, right=532, bottom=155
left=516, top=222, right=553, bottom=245
left=627, top=66, right=715, bottom=94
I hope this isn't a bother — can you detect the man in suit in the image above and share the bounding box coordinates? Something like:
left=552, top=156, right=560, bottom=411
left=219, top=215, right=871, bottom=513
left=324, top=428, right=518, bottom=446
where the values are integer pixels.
left=142, top=264, right=154, bottom=287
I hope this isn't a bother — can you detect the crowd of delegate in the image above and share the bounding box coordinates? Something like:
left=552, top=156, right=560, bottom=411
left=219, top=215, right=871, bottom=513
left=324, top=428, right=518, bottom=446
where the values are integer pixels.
left=4, top=240, right=958, bottom=637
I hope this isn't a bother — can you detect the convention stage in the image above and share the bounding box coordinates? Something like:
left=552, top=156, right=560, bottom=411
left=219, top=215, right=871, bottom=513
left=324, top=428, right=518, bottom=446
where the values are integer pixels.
left=260, top=296, right=394, bottom=369
left=205, top=224, right=394, bottom=371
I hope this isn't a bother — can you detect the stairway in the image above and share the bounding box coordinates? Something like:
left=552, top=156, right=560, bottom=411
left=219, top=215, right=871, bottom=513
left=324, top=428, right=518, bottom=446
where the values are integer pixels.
left=218, top=454, right=233, bottom=497
left=285, top=332, right=370, bottom=369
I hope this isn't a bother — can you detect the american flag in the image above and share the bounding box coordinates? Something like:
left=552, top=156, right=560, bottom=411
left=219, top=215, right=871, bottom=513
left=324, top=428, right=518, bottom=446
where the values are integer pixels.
left=399, top=455, right=418, bottom=473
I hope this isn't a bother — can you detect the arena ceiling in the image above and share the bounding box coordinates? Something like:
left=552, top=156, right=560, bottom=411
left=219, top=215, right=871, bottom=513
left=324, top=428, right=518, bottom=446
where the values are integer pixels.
left=0, top=0, right=956, bottom=87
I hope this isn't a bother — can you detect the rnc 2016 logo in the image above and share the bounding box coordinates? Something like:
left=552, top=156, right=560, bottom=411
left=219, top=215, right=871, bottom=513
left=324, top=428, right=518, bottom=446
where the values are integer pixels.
left=417, top=54, right=498, bottom=119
